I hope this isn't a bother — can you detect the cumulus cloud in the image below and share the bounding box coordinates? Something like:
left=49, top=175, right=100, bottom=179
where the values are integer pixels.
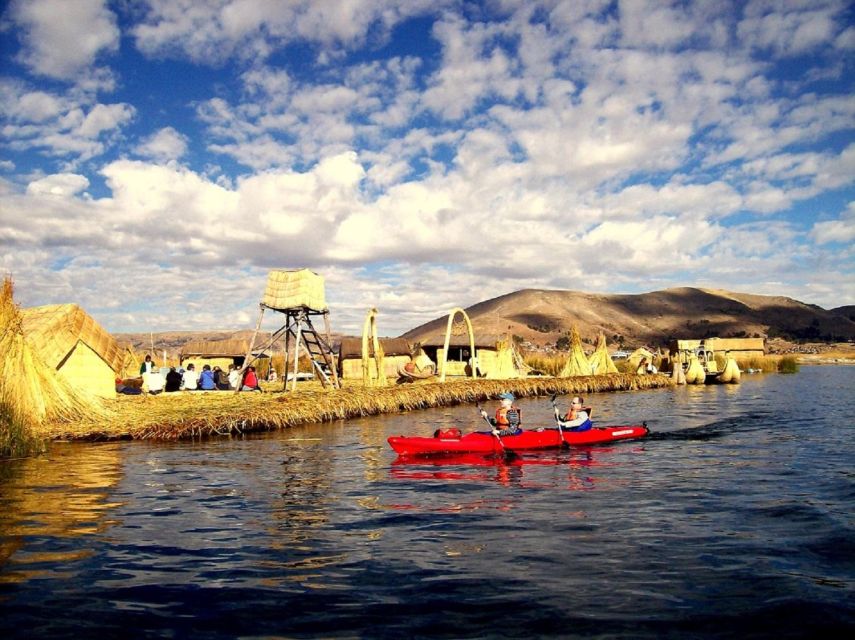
left=10, top=0, right=119, bottom=80
left=135, top=127, right=189, bottom=162
left=131, top=0, right=444, bottom=63
left=2, top=1, right=854, bottom=333
left=811, top=202, right=855, bottom=245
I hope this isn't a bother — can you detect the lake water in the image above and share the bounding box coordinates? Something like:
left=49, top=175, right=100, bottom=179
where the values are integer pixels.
left=1, top=367, right=853, bottom=638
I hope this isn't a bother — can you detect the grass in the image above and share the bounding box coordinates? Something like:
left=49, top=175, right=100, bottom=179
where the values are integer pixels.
left=0, top=397, right=45, bottom=459
left=777, top=355, right=799, bottom=374
left=35, top=373, right=672, bottom=441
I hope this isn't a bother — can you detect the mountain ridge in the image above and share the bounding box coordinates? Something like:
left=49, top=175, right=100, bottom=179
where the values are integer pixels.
left=400, top=287, right=855, bottom=348
left=114, top=287, right=855, bottom=354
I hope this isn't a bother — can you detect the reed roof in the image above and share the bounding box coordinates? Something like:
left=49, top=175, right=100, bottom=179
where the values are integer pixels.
left=339, top=337, right=411, bottom=359
left=180, top=339, right=251, bottom=358
left=20, top=304, right=123, bottom=373
left=416, top=333, right=504, bottom=349
left=261, top=268, right=327, bottom=312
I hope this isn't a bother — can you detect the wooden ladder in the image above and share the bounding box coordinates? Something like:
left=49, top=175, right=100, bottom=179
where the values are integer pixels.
left=286, top=308, right=340, bottom=389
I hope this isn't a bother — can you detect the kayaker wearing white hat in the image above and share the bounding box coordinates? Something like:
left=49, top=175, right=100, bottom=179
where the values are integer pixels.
left=480, top=392, right=522, bottom=436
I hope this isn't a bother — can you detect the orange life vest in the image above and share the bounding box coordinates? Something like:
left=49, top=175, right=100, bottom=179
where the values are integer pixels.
left=495, top=406, right=521, bottom=428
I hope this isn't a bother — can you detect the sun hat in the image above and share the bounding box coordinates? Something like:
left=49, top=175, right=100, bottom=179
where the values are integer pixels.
left=499, top=392, right=515, bottom=401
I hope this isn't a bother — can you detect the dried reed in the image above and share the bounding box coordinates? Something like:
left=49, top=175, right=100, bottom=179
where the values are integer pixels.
left=37, top=373, right=671, bottom=441
left=0, top=277, right=109, bottom=431
left=559, top=326, right=591, bottom=377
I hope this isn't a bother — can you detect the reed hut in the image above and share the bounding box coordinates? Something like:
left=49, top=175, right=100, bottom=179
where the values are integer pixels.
left=179, top=339, right=254, bottom=372
left=559, top=326, right=591, bottom=377
left=416, top=334, right=526, bottom=379
left=20, top=303, right=124, bottom=398
left=627, top=347, right=655, bottom=372
left=588, top=333, right=619, bottom=375
left=338, top=337, right=412, bottom=380
left=1, top=279, right=102, bottom=429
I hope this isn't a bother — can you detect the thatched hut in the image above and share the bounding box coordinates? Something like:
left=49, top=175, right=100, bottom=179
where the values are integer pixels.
left=416, top=333, right=527, bottom=379
left=20, top=303, right=124, bottom=399
left=179, top=339, right=255, bottom=372
left=588, top=333, right=619, bottom=375
left=627, top=347, right=655, bottom=372
left=559, top=326, right=591, bottom=377
left=338, top=337, right=412, bottom=380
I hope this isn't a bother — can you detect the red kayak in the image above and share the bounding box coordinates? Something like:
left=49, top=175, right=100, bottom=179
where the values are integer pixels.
left=387, top=424, right=649, bottom=456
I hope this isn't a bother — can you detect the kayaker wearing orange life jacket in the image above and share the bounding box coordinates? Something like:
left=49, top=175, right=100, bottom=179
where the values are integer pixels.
left=480, top=392, right=522, bottom=436
left=560, top=396, right=592, bottom=432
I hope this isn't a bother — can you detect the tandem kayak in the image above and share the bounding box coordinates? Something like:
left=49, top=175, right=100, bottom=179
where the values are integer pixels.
left=387, top=424, right=649, bottom=456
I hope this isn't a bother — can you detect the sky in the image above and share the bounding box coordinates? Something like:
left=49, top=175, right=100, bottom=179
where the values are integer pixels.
left=1, top=0, right=853, bottom=338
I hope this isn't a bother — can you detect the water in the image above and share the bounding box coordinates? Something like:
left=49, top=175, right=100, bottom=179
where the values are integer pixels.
left=1, top=367, right=853, bottom=638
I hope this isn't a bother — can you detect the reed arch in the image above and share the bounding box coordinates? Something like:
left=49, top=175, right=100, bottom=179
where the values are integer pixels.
left=439, top=307, right=477, bottom=383
left=361, top=307, right=386, bottom=386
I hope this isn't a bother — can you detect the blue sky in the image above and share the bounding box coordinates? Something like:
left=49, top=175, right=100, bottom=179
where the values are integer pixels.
left=1, top=0, right=853, bottom=337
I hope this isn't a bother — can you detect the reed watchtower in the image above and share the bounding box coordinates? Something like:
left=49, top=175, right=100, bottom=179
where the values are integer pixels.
left=242, top=269, right=340, bottom=390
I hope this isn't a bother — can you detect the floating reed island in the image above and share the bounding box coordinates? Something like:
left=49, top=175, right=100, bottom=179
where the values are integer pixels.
left=39, top=374, right=671, bottom=442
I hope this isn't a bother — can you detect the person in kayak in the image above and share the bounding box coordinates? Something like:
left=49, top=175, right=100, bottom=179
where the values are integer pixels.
left=560, top=396, right=592, bottom=432
left=480, top=392, right=522, bottom=436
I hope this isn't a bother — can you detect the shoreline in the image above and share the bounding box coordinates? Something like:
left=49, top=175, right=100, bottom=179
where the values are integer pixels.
left=37, top=374, right=672, bottom=442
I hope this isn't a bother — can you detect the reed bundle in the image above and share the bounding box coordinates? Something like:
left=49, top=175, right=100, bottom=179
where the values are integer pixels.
left=0, top=277, right=108, bottom=430
left=588, top=333, right=619, bottom=375
left=559, top=326, right=591, bottom=377
left=37, top=373, right=671, bottom=441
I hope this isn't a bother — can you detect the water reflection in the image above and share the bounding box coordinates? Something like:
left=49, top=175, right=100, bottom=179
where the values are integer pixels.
left=0, top=443, right=123, bottom=584
left=388, top=445, right=645, bottom=497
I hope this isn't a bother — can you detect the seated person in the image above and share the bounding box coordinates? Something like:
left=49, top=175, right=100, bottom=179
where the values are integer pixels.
left=198, top=365, right=217, bottom=391
left=214, top=366, right=231, bottom=390
left=144, top=371, right=165, bottom=395
left=560, top=396, right=592, bottom=431
left=164, top=367, right=182, bottom=392
left=241, top=366, right=262, bottom=391
left=480, top=392, right=522, bottom=436
left=181, top=363, right=199, bottom=390
left=228, top=364, right=241, bottom=389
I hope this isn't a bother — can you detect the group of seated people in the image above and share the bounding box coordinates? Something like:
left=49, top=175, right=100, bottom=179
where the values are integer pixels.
left=122, top=355, right=262, bottom=395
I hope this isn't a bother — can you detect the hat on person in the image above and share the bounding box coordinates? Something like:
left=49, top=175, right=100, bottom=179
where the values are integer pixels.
left=498, top=392, right=515, bottom=401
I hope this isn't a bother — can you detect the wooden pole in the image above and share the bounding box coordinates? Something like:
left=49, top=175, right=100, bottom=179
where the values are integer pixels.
left=292, top=310, right=303, bottom=392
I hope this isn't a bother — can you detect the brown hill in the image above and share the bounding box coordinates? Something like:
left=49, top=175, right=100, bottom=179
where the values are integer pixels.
left=400, top=287, right=855, bottom=349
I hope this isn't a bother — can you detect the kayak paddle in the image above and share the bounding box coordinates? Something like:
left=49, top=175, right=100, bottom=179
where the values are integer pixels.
left=476, top=402, right=516, bottom=459
left=551, top=393, right=570, bottom=449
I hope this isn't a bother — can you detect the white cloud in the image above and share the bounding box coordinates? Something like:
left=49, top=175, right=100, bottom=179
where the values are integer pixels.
left=811, top=202, right=855, bottom=245
left=131, top=0, right=445, bottom=63
left=135, top=127, right=189, bottom=162
left=738, top=1, right=845, bottom=56
left=25, top=173, right=90, bottom=197
left=10, top=0, right=119, bottom=80
left=0, top=81, right=135, bottom=162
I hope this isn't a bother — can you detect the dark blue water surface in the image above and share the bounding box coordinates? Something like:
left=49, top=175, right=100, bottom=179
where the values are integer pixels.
left=1, top=367, right=853, bottom=638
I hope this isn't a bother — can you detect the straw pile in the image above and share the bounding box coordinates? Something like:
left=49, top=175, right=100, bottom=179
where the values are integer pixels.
left=0, top=277, right=108, bottom=429
left=559, top=326, right=592, bottom=377
left=37, top=373, right=672, bottom=441
left=588, top=333, right=619, bottom=374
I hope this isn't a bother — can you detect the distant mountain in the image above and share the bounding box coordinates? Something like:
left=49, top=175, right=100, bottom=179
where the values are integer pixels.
left=832, top=305, right=855, bottom=323
left=400, top=287, right=855, bottom=348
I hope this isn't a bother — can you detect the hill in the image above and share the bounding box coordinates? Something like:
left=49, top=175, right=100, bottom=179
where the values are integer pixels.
left=400, top=287, right=855, bottom=349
